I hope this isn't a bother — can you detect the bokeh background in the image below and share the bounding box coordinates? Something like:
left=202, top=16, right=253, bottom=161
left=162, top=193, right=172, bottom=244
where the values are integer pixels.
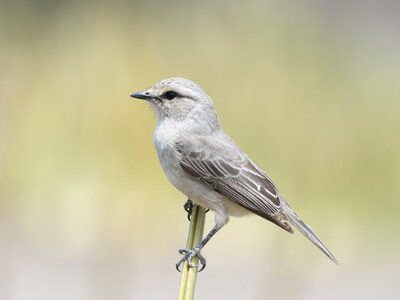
left=1, top=0, right=399, bottom=299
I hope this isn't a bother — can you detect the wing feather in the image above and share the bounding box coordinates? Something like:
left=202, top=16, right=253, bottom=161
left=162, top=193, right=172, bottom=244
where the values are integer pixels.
left=179, top=148, right=292, bottom=232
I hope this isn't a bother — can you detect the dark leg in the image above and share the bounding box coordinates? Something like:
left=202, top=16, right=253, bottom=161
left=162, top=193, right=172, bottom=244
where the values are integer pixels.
left=176, top=224, right=222, bottom=272
left=183, top=199, right=193, bottom=221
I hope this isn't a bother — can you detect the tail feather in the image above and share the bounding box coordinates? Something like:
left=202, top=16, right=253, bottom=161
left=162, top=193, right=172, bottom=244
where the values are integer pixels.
left=283, top=205, right=339, bottom=265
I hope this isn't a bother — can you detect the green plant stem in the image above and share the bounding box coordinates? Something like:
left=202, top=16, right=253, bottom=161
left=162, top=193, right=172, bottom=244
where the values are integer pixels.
left=178, top=205, right=206, bottom=300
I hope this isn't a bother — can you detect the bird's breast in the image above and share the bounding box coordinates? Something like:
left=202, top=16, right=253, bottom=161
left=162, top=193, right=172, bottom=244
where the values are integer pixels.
left=153, top=120, right=179, bottom=157
left=153, top=121, right=183, bottom=180
left=153, top=121, right=203, bottom=198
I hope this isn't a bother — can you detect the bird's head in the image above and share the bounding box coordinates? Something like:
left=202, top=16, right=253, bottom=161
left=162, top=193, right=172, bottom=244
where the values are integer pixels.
left=131, top=78, right=219, bottom=129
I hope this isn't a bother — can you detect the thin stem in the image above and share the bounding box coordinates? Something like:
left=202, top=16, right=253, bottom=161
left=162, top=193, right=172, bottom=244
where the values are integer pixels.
left=177, top=205, right=206, bottom=300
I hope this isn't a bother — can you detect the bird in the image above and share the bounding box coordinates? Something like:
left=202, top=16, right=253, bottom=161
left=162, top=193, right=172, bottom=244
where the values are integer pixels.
left=130, top=77, right=338, bottom=271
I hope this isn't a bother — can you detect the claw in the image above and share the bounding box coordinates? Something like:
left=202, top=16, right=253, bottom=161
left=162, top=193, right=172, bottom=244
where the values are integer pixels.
left=183, top=199, right=193, bottom=221
left=176, top=248, right=207, bottom=272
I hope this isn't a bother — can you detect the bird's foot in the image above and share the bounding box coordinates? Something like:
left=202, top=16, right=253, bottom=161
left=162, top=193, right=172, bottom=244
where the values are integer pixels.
left=183, top=199, right=193, bottom=221
left=176, top=248, right=206, bottom=272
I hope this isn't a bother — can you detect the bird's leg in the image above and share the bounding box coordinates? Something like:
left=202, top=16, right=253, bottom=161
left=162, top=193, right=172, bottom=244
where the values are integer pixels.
left=183, top=199, right=193, bottom=221
left=176, top=224, right=222, bottom=272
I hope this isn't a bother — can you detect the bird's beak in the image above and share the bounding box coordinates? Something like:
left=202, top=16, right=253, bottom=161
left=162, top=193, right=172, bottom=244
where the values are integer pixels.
left=130, top=90, right=152, bottom=101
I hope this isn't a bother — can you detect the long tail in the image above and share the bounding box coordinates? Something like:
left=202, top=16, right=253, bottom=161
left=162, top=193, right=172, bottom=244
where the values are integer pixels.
left=283, top=204, right=339, bottom=264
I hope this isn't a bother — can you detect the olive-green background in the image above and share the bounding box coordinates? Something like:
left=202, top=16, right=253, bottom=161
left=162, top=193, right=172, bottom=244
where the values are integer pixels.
left=0, top=1, right=399, bottom=299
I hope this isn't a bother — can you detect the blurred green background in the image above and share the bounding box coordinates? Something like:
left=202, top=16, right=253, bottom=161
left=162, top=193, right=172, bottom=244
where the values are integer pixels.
left=0, top=0, right=399, bottom=299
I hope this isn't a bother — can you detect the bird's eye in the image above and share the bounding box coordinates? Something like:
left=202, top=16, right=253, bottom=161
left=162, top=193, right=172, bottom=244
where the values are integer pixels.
left=165, top=91, right=177, bottom=100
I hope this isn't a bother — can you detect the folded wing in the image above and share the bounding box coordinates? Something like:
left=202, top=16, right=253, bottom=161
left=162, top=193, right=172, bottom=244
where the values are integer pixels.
left=179, top=148, right=293, bottom=233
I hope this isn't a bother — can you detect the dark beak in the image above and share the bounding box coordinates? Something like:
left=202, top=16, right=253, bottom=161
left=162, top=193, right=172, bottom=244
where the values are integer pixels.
left=130, top=91, right=152, bottom=101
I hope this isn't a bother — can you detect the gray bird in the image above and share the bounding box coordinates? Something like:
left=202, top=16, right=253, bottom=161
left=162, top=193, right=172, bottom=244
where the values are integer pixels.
left=131, top=77, right=338, bottom=271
